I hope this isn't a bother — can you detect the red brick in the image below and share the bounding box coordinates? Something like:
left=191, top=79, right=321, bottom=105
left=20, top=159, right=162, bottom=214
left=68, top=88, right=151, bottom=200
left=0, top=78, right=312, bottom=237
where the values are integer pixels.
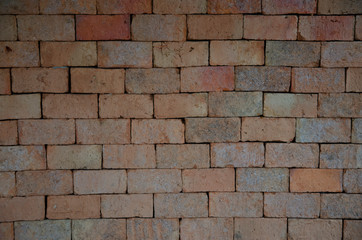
left=154, top=0, right=206, bottom=14
left=101, top=194, right=153, bottom=218
left=343, top=169, right=362, bottom=193
left=289, top=219, right=342, bottom=240
left=76, top=15, right=130, bottom=40
left=321, top=194, right=361, bottom=218
left=76, top=119, right=130, bottom=144
left=235, top=218, right=287, bottom=240
left=0, top=146, right=45, bottom=171
left=0, top=69, right=10, bottom=94
left=71, top=68, right=124, bottom=93
left=18, top=15, right=74, bottom=41
left=0, top=0, right=38, bottom=14
left=16, top=170, right=73, bottom=196
left=43, top=94, right=98, bottom=119
left=356, top=16, right=362, bottom=40
left=181, top=218, right=233, bottom=240
left=319, top=93, right=361, bottom=117
left=290, top=169, right=342, bottom=192
left=0, top=42, right=39, bottom=67
left=12, top=68, right=68, bottom=93
left=132, top=119, right=184, bottom=144
left=320, top=144, right=361, bottom=169
left=0, top=121, right=17, bottom=145
left=321, top=42, right=362, bottom=67
left=0, top=16, right=16, bottom=40
left=344, top=220, right=362, bottom=240
left=262, top=0, right=316, bottom=14
left=346, top=68, right=362, bottom=92
left=19, top=119, right=75, bottom=145
left=40, top=0, right=96, bottom=14
left=0, top=94, right=41, bottom=120
left=0, top=196, right=44, bottom=222
left=208, top=0, right=261, bottom=13
left=128, top=219, right=179, bottom=240
left=0, top=172, right=15, bottom=197
left=97, top=0, right=151, bottom=14
left=183, top=168, right=235, bottom=192
left=244, top=15, right=297, bottom=40
left=0, top=223, right=13, bottom=240
left=318, top=0, right=362, bottom=14
left=73, top=219, right=126, bottom=240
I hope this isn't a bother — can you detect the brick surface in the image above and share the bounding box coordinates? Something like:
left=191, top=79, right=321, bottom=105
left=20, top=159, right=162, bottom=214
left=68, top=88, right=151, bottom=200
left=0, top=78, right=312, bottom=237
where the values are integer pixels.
left=127, top=218, right=179, bottom=240
left=0, top=223, right=13, bottom=240
left=73, top=219, right=126, bottom=240
left=97, top=0, right=151, bottom=14
left=288, top=219, right=342, bottom=240
left=234, top=218, right=287, bottom=240
left=0, top=196, right=44, bottom=222
left=0, top=94, right=41, bottom=120
left=0, top=172, right=15, bottom=197
left=0, top=69, right=10, bottom=94
left=0, top=146, right=45, bottom=171
left=290, top=169, right=342, bottom=192
left=154, top=0, right=206, bottom=14
left=0, top=42, right=39, bottom=67
left=0, top=16, right=16, bottom=40
left=0, top=121, right=17, bottom=145
left=344, top=220, right=362, bottom=240
left=208, top=0, right=261, bottom=13
left=318, top=0, right=362, bottom=14
left=318, top=93, right=361, bottom=117
left=343, top=169, right=362, bottom=193
left=356, top=16, right=362, bottom=40
left=320, top=144, right=361, bottom=169
left=40, top=0, right=96, bottom=14
left=181, top=218, right=233, bottom=240
left=346, top=68, right=362, bottom=92
left=321, top=42, right=362, bottom=67
left=15, top=220, right=70, bottom=240
left=352, top=119, right=362, bottom=143
left=0, top=0, right=38, bottom=14
left=321, top=194, right=362, bottom=218
left=262, top=0, right=316, bottom=14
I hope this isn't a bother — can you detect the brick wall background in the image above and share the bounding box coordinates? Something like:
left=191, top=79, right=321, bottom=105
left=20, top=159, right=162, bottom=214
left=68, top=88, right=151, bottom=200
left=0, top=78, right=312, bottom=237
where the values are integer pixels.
left=0, top=0, right=361, bottom=239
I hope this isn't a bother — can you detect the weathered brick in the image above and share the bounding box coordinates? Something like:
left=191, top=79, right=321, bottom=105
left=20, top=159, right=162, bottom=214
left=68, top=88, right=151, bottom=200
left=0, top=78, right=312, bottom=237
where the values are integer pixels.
left=76, top=15, right=130, bottom=40
left=154, top=42, right=208, bottom=67
left=262, top=0, right=316, bottom=14
left=0, top=196, right=44, bottom=222
left=244, top=15, right=297, bottom=40
left=18, top=15, right=74, bottom=41
left=235, top=66, right=290, bottom=92
left=0, top=16, right=16, bottom=40
left=208, top=0, right=261, bottom=13
left=43, top=94, right=98, bottom=119
left=321, top=194, right=361, bottom=218
left=0, top=42, right=39, bottom=67
left=156, top=144, right=209, bottom=169
left=15, top=220, right=71, bottom=240
left=320, top=144, right=361, bottom=169
left=188, top=15, right=243, bottom=40
left=155, top=93, right=207, bottom=118
left=0, top=172, right=15, bottom=197
left=210, top=41, right=264, bottom=65
left=40, top=0, right=96, bottom=14
left=288, top=219, right=342, bottom=240
left=299, top=16, right=354, bottom=41
left=183, top=168, right=235, bottom=192
left=264, top=93, right=317, bottom=117
left=128, top=169, right=181, bottom=193
left=242, top=117, right=295, bottom=142
left=291, top=68, right=345, bottom=93
left=321, top=42, right=362, bottom=67
left=0, top=121, right=17, bottom=145
left=343, top=169, right=362, bottom=193
left=155, top=193, right=208, bottom=218
left=71, top=68, right=124, bottom=93
left=209, top=192, right=263, bottom=217
left=16, top=170, right=73, bottom=196
left=356, top=16, right=362, bottom=40
left=0, top=146, right=45, bottom=171
left=0, top=69, right=10, bottom=94
left=0, top=223, right=13, bottom=240
left=103, top=145, right=156, bottom=169
left=132, top=119, right=184, bottom=144
left=101, top=194, right=153, bottom=218
left=98, top=41, right=152, bottom=68
left=186, top=118, right=240, bottom=143
left=237, top=168, right=289, bottom=192
left=126, top=68, right=180, bottom=93
left=296, top=118, right=351, bottom=143
left=132, top=15, right=186, bottom=41
left=264, top=193, right=320, bottom=218
left=290, top=169, right=342, bottom=192
left=318, top=93, right=361, bottom=117
left=346, top=68, right=362, bottom=92
left=76, top=119, right=130, bottom=144
left=318, top=0, right=362, bottom=14
left=352, top=119, right=362, bottom=143
left=0, top=94, right=40, bottom=120
left=209, top=92, right=262, bottom=117
left=73, top=219, right=126, bottom=240
left=47, top=195, right=100, bottom=219
left=154, top=0, right=206, bottom=14
left=0, top=0, right=38, bottom=14
left=344, top=220, right=362, bottom=240
left=181, top=66, right=234, bottom=92
left=181, top=218, right=233, bottom=240
left=211, top=142, right=264, bottom=167
left=12, top=68, right=68, bottom=93
left=48, top=145, right=102, bottom=170
left=266, top=41, right=320, bottom=67
left=41, top=42, right=96, bottom=67
left=128, top=218, right=179, bottom=240
left=74, top=170, right=126, bottom=194
left=97, top=0, right=151, bottom=14
left=235, top=218, right=287, bottom=240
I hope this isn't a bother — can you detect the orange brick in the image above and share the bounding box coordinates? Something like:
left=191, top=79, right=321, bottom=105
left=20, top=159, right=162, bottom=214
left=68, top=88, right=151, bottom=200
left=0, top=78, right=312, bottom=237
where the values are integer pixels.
left=208, top=0, right=260, bottom=13
left=76, top=15, right=130, bottom=40
left=0, top=146, right=45, bottom=171
left=321, top=42, right=362, bottom=67
left=235, top=218, right=287, bottom=240
left=181, top=218, right=233, bottom=240
left=183, top=168, right=235, bottom=192
left=97, top=0, right=151, bottom=14
left=0, top=16, right=16, bottom=40
left=318, top=0, right=362, bottom=14
left=0, top=172, right=15, bottom=197
left=289, top=219, right=342, bottom=240
left=0, top=42, right=39, bottom=67
left=290, top=169, right=342, bottom=192
left=40, top=0, right=96, bottom=14
left=0, top=0, right=38, bottom=14
left=244, top=15, right=297, bottom=40
left=0, top=121, right=17, bottom=145
left=0, top=223, right=13, bottom=240
left=0, top=196, right=44, bottom=222
left=73, top=219, right=126, bottom=240
left=262, top=0, right=316, bottom=14
left=0, top=69, right=10, bottom=94
left=318, top=93, right=361, bottom=118
left=47, top=195, right=100, bottom=219
left=346, top=68, right=362, bottom=92
left=154, top=0, right=206, bottom=14
left=0, top=94, right=41, bottom=120
left=127, top=219, right=179, bottom=240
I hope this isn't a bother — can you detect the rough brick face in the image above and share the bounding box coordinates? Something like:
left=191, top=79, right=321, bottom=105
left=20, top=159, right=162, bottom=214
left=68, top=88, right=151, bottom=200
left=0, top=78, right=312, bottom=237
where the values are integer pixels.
left=73, top=219, right=126, bottom=240
left=352, top=119, right=362, bottom=143
left=344, top=220, right=362, bottom=240
left=290, top=169, right=342, bottom=192
left=0, top=69, right=10, bottom=94
left=0, top=172, right=15, bottom=197
left=0, top=196, right=44, bottom=222
left=262, top=0, right=316, bottom=14
left=288, top=219, right=342, bottom=240
left=154, top=0, right=206, bottom=14
left=0, top=223, right=13, bottom=240
left=0, top=0, right=39, bottom=14
left=181, top=218, right=233, bottom=240
left=356, top=16, right=362, bottom=40
left=343, top=169, right=362, bottom=193
left=15, top=220, right=71, bottom=240
left=235, top=218, right=287, bottom=240
left=320, top=144, right=361, bottom=169
left=40, top=0, right=96, bottom=14
left=346, top=68, right=362, bottom=92
left=128, top=219, right=179, bottom=240
left=0, top=16, right=16, bottom=40
left=208, top=0, right=261, bottom=13
left=0, top=121, right=17, bottom=145
left=321, top=194, right=362, bottom=219
left=0, top=42, right=39, bottom=67
left=0, top=94, right=41, bottom=120
left=321, top=42, right=362, bottom=67
left=318, top=0, right=362, bottom=14
left=97, top=0, right=151, bottom=14
left=0, top=146, right=45, bottom=171
left=318, top=93, right=361, bottom=117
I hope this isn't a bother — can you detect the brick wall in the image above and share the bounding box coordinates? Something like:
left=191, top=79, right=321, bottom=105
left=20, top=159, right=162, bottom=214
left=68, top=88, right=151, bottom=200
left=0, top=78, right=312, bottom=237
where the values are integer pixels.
left=0, top=0, right=361, bottom=239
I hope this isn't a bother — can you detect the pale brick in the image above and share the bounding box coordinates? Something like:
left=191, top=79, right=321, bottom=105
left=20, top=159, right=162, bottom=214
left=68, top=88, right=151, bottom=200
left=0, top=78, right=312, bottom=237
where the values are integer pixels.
left=132, top=119, right=184, bottom=144
left=208, top=0, right=261, bottom=13
left=0, top=0, right=38, bottom=14
left=0, top=196, right=44, bottom=222
left=155, top=93, right=207, bottom=118
left=74, top=170, right=126, bottom=194
left=101, top=194, right=153, bottom=218
left=344, top=220, right=362, bottom=240
left=47, top=195, right=100, bottom=219
left=234, top=218, right=287, bottom=240
left=154, top=0, right=206, bottom=14
left=0, top=146, right=45, bottom=171
left=126, top=68, right=180, bottom=93
left=128, top=169, right=182, bottom=193
left=264, top=93, right=317, bottom=117
left=209, top=92, right=262, bottom=117
left=188, top=15, right=243, bottom=40
left=73, top=219, right=126, bottom=240
left=181, top=218, right=233, bottom=240
left=264, top=193, right=320, bottom=218
left=15, top=220, right=71, bottom=240
left=154, top=193, right=208, bottom=218
left=18, top=15, right=74, bottom=41
left=346, top=68, right=362, bottom=92
left=211, top=142, right=264, bottom=167
left=288, top=219, right=342, bottom=240
left=127, top=218, right=179, bottom=240
left=0, top=94, right=40, bottom=120
left=0, top=16, right=16, bottom=40
left=0, top=121, right=17, bottom=145
left=320, top=144, right=361, bottom=169
left=132, top=15, right=186, bottom=41
left=352, top=119, right=362, bottom=143
left=40, top=0, right=96, bottom=14
left=209, top=192, right=263, bottom=217
left=321, top=42, right=362, bottom=67
left=0, top=223, right=13, bottom=240
left=76, top=119, right=130, bottom=144
left=321, top=194, right=361, bottom=218
left=266, top=41, right=320, bottom=67
left=210, top=41, right=264, bottom=65
left=154, top=42, right=208, bottom=67
left=103, top=145, right=156, bottom=169
left=262, top=0, right=316, bottom=14
left=0, top=69, right=10, bottom=94
left=296, top=118, right=351, bottom=143
left=156, top=144, right=209, bottom=169
left=97, top=0, right=151, bottom=14
left=318, top=0, right=362, bottom=14
left=356, top=16, right=362, bottom=40
left=0, top=172, right=15, bottom=197
left=186, top=118, right=240, bottom=143
left=16, top=170, right=73, bottom=196
left=12, top=68, right=68, bottom=93
left=343, top=169, right=362, bottom=193
left=290, top=169, right=342, bottom=192
left=0, top=42, right=39, bottom=67
left=318, top=93, right=361, bottom=117
left=47, top=145, right=102, bottom=170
